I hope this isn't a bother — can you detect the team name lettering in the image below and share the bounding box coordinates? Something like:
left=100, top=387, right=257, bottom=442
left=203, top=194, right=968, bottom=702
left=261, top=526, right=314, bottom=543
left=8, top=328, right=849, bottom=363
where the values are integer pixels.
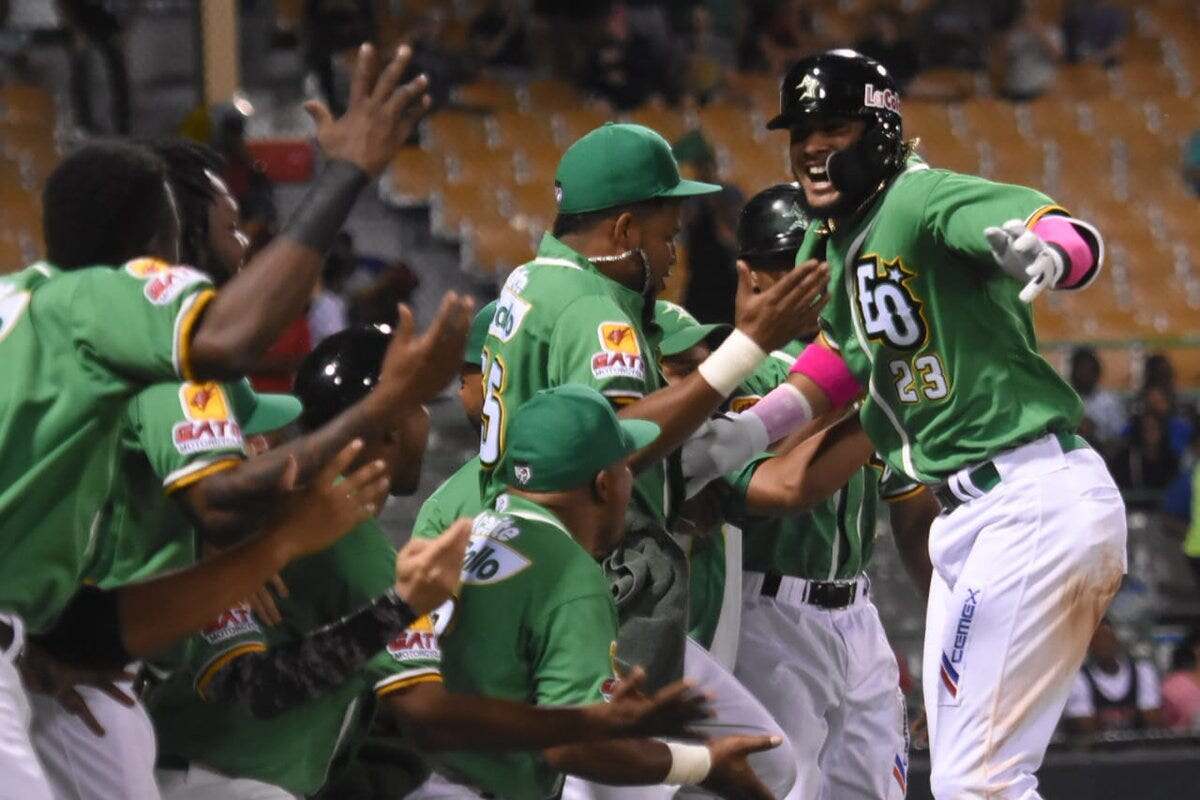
left=173, top=419, right=244, bottom=454
left=591, top=351, right=645, bottom=380
left=863, top=83, right=900, bottom=114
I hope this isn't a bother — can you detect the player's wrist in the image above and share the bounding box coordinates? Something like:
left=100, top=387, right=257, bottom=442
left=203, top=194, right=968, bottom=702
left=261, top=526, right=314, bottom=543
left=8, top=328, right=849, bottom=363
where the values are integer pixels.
left=665, top=742, right=712, bottom=785
left=696, top=329, right=766, bottom=397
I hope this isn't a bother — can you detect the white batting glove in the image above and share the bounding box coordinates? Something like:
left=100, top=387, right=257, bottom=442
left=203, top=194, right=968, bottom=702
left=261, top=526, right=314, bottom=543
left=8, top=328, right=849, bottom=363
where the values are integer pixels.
left=984, top=219, right=1065, bottom=303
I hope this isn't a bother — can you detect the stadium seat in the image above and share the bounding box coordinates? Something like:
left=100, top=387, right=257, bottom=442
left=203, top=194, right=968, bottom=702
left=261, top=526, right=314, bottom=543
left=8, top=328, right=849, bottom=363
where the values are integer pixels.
left=431, top=182, right=507, bottom=242
left=518, top=79, right=581, bottom=114
left=381, top=147, right=447, bottom=207
left=421, top=110, right=491, bottom=156
left=0, top=83, right=55, bottom=127
left=453, top=78, right=519, bottom=111
left=623, top=104, right=690, bottom=143
left=465, top=222, right=536, bottom=278
left=486, top=110, right=559, bottom=154
left=552, top=108, right=611, bottom=145
left=501, top=182, right=557, bottom=234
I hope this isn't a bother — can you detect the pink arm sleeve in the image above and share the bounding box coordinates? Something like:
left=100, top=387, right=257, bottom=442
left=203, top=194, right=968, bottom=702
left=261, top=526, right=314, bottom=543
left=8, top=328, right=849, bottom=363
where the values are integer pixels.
left=789, top=342, right=862, bottom=409
left=1032, top=216, right=1102, bottom=290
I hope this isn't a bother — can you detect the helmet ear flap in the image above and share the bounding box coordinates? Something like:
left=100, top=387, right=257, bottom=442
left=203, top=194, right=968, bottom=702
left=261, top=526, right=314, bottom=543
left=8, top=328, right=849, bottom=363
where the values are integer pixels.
left=826, top=121, right=904, bottom=201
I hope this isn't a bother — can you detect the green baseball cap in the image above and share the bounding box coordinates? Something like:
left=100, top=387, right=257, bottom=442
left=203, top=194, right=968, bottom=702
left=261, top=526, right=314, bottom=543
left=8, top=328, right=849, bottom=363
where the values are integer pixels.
left=464, top=299, right=497, bottom=368
left=554, top=123, right=722, bottom=214
left=502, top=384, right=660, bottom=492
left=226, top=379, right=303, bottom=436
left=654, top=300, right=729, bottom=357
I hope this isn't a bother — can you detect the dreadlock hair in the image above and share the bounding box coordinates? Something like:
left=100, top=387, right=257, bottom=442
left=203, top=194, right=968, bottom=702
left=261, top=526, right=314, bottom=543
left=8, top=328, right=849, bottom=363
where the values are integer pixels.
left=150, top=139, right=229, bottom=283
left=43, top=141, right=175, bottom=270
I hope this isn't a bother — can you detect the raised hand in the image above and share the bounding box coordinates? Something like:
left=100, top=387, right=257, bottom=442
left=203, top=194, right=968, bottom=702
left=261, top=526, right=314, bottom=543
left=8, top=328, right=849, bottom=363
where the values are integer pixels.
left=735, top=258, right=829, bottom=350
left=394, top=518, right=472, bottom=615
left=303, top=44, right=433, bottom=177
left=701, top=734, right=783, bottom=800
left=597, top=666, right=711, bottom=739
left=269, top=440, right=390, bottom=560
left=376, top=294, right=475, bottom=410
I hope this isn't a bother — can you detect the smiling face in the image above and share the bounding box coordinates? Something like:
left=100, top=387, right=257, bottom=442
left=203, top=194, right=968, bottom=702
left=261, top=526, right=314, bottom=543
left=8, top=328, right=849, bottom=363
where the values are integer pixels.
left=789, top=116, right=867, bottom=213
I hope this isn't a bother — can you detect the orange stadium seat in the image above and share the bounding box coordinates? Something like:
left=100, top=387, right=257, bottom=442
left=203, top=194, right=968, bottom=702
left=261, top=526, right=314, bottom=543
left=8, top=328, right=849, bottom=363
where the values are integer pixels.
left=466, top=223, right=536, bottom=277
left=623, top=105, right=689, bottom=143
left=502, top=182, right=557, bottom=234
left=453, top=78, right=519, bottom=111
left=0, top=83, right=55, bottom=127
left=382, top=147, right=446, bottom=207
left=552, top=107, right=611, bottom=145
left=421, top=110, right=490, bottom=156
left=431, top=182, right=507, bottom=241
left=487, top=110, right=559, bottom=153
left=519, top=79, right=581, bottom=114
left=695, top=104, right=760, bottom=147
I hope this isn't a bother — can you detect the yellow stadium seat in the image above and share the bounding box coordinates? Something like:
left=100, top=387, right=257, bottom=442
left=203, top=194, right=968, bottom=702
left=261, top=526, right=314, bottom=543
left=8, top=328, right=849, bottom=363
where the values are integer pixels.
left=453, top=78, right=519, bottom=111
left=519, top=79, right=581, bottom=114
left=431, top=182, right=507, bottom=241
left=446, top=149, right=517, bottom=188
left=502, top=182, right=557, bottom=234
left=421, top=110, right=490, bottom=156
left=466, top=223, right=537, bottom=278
left=382, top=147, right=446, bottom=207
left=552, top=108, right=611, bottom=146
left=623, top=105, right=689, bottom=143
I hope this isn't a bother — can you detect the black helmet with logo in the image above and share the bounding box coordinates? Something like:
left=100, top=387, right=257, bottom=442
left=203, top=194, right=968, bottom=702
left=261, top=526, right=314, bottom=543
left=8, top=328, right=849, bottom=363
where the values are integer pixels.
left=768, top=50, right=905, bottom=199
left=737, top=183, right=810, bottom=263
left=294, top=326, right=390, bottom=432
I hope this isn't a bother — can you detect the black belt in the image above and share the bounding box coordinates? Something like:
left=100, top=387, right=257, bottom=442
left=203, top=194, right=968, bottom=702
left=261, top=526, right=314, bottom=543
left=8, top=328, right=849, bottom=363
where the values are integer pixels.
left=760, top=572, right=863, bottom=609
left=0, top=620, right=12, bottom=653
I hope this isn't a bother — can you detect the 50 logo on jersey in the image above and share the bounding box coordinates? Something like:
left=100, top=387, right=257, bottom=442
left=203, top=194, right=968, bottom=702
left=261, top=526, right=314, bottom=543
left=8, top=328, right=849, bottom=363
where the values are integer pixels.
left=854, top=255, right=927, bottom=351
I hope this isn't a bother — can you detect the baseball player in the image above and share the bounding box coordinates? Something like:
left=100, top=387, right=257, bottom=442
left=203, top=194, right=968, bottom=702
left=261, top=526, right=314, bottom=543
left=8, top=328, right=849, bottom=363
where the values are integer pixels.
left=727, top=50, right=1125, bottom=798
left=147, top=335, right=708, bottom=800
left=398, top=384, right=782, bottom=800
left=718, top=183, right=940, bottom=800
left=0, top=45, right=450, bottom=793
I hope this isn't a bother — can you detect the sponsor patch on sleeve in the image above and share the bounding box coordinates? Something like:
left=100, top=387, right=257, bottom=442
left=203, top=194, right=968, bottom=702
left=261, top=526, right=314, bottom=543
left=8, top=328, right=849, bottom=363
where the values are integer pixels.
left=591, top=321, right=646, bottom=381
left=488, top=288, right=531, bottom=343
left=200, top=603, right=262, bottom=645
left=173, top=382, right=245, bottom=454
left=126, top=259, right=207, bottom=305
left=385, top=599, right=454, bottom=664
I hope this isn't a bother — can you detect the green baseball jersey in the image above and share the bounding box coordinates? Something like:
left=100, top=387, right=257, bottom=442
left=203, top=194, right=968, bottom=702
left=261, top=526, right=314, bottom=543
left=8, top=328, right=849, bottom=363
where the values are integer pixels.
left=797, top=160, right=1083, bottom=482
left=477, top=234, right=669, bottom=524
left=0, top=259, right=214, bottom=631
left=86, top=381, right=248, bottom=589
left=411, top=457, right=484, bottom=541
left=148, top=518, right=404, bottom=796
left=379, top=493, right=619, bottom=800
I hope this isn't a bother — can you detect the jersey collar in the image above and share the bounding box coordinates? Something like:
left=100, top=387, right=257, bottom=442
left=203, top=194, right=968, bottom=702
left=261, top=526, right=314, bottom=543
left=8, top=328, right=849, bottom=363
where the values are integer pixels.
left=494, top=493, right=573, bottom=540
left=532, top=233, right=654, bottom=338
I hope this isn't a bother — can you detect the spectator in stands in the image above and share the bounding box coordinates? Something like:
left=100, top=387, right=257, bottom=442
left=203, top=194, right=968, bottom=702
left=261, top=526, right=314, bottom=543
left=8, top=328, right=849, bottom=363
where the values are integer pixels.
left=989, top=0, right=1063, bottom=102
left=58, top=0, right=130, bottom=134
left=214, top=104, right=278, bottom=238
left=468, top=0, right=530, bottom=69
left=1136, top=382, right=1195, bottom=458
left=1163, top=629, right=1200, bottom=732
left=1062, top=0, right=1126, bottom=67
left=350, top=260, right=421, bottom=330
left=1109, top=411, right=1180, bottom=499
left=1070, top=347, right=1126, bottom=449
left=581, top=2, right=671, bottom=109
left=301, top=0, right=375, bottom=116
left=683, top=5, right=734, bottom=106
left=308, top=231, right=356, bottom=345
left=737, top=0, right=820, bottom=74
left=1184, top=131, right=1200, bottom=197
left=1063, top=619, right=1166, bottom=735
left=853, top=9, right=920, bottom=90
left=673, top=130, right=742, bottom=326
left=916, top=0, right=993, bottom=70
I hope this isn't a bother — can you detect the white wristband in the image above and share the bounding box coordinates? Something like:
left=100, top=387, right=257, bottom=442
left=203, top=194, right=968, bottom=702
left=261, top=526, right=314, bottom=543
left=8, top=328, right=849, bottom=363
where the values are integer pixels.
left=664, top=742, right=713, bottom=786
left=696, top=329, right=767, bottom=397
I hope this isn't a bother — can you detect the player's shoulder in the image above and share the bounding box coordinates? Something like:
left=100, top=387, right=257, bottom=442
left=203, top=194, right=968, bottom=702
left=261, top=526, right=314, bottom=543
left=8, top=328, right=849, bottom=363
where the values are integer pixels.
left=415, top=457, right=485, bottom=540
left=36, top=258, right=211, bottom=310
left=467, top=502, right=600, bottom=587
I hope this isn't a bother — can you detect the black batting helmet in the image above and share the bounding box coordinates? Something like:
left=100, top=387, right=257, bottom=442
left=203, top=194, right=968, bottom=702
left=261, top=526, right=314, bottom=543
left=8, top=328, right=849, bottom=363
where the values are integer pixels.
left=768, top=49, right=905, bottom=198
left=737, top=183, right=809, bottom=262
left=294, top=326, right=390, bottom=432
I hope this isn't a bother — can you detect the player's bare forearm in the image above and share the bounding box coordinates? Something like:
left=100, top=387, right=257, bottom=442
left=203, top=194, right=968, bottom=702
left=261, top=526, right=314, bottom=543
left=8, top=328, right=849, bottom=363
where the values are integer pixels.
left=620, top=375, right=725, bottom=471
left=889, top=489, right=938, bottom=598
left=116, top=530, right=294, bottom=658
left=744, top=415, right=874, bottom=515
left=544, top=740, right=672, bottom=786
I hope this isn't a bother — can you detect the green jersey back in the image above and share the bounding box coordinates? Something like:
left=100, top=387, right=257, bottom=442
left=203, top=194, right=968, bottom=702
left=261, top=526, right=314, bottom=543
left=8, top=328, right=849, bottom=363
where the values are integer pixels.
left=148, top=519, right=404, bottom=796
left=412, top=457, right=484, bottom=541
left=799, top=162, right=1083, bottom=482
left=478, top=234, right=668, bottom=524
left=0, top=260, right=213, bottom=631
left=86, top=381, right=247, bottom=589
left=377, top=494, right=618, bottom=800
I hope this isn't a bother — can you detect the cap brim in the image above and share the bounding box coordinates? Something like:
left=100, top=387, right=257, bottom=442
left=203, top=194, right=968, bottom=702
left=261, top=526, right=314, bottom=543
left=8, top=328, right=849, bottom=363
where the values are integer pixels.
left=618, top=418, right=661, bottom=454
left=659, top=323, right=730, bottom=357
left=660, top=178, right=723, bottom=199
left=241, top=394, right=303, bottom=436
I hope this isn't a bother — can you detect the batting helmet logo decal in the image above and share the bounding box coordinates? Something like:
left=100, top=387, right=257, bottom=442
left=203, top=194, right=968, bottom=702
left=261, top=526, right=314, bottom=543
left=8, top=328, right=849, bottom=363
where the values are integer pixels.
left=796, top=74, right=822, bottom=101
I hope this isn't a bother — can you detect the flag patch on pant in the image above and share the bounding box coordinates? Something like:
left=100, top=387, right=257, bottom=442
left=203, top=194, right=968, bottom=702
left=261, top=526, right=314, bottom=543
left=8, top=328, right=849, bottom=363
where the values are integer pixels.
left=892, top=754, right=908, bottom=793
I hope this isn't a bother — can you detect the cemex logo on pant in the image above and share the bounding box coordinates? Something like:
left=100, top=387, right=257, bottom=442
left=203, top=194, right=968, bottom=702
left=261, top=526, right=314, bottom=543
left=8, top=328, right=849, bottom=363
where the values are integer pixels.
left=940, top=588, right=980, bottom=704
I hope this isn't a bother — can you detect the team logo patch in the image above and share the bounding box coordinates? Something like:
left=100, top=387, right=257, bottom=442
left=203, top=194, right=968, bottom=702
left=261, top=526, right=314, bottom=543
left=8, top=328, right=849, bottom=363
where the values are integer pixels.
left=892, top=754, right=908, bottom=794
left=592, top=322, right=645, bottom=381
left=854, top=255, right=928, bottom=351
left=201, top=603, right=261, bottom=644
left=488, top=288, right=531, bottom=343
left=796, top=73, right=822, bottom=101
left=126, top=260, right=206, bottom=305
left=180, top=382, right=233, bottom=421
left=939, top=587, right=980, bottom=704
left=728, top=395, right=761, bottom=413
left=472, top=510, right=520, bottom=541
left=461, top=535, right=531, bottom=585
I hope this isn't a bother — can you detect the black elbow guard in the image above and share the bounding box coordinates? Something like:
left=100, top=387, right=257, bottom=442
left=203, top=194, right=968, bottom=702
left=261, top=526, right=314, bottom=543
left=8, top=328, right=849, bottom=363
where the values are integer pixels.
left=33, top=586, right=131, bottom=669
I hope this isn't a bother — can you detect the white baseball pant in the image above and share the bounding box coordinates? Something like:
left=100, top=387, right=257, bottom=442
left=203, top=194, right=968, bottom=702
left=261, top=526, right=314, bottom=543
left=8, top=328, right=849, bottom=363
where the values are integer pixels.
left=560, top=636, right=800, bottom=800
left=734, top=573, right=909, bottom=800
left=28, top=675, right=160, bottom=800
left=921, top=434, right=1127, bottom=800
left=0, top=614, right=54, bottom=800
left=156, top=764, right=297, bottom=799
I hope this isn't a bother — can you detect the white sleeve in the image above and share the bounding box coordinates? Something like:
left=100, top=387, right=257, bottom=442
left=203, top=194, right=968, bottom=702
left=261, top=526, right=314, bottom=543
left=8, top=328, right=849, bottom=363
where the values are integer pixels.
left=1136, top=661, right=1162, bottom=711
left=1063, top=671, right=1094, bottom=719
